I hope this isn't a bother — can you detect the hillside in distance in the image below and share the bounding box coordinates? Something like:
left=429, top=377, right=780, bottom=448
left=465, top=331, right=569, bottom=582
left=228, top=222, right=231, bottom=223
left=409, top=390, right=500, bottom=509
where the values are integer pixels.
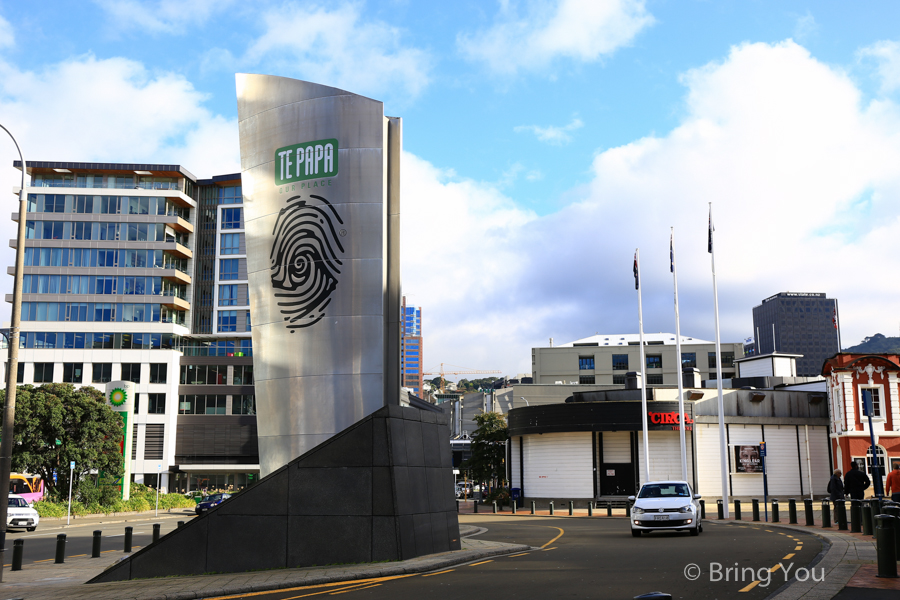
left=843, top=333, right=900, bottom=354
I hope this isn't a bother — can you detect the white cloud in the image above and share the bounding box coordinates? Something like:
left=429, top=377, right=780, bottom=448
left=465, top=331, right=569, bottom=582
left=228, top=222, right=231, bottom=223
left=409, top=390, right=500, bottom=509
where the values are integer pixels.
left=515, top=117, right=583, bottom=144
left=458, top=0, right=654, bottom=74
left=793, top=12, right=818, bottom=43
left=241, top=3, right=431, bottom=102
left=93, top=0, right=234, bottom=34
left=858, top=40, right=900, bottom=94
left=402, top=40, right=900, bottom=376
left=0, top=13, right=14, bottom=48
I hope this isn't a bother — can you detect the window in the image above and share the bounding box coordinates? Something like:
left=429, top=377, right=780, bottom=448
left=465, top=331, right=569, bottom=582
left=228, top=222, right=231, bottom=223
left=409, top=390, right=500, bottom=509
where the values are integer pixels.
left=646, top=355, right=662, bottom=369
left=218, top=310, right=237, bottom=332
left=708, top=352, right=717, bottom=369
left=647, top=374, right=664, bottom=385
left=709, top=352, right=736, bottom=369
left=578, top=356, right=595, bottom=370
left=148, top=393, right=166, bottom=414
left=219, top=259, right=239, bottom=280
left=860, top=388, right=882, bottom=418
left=579, top=375, right=595, bottom=384
left=681, top=352, right=696, bottom=368
left=221, top=208, right=242, bottom=229
left=63, top=363, right=83, bottom=383
left=233, top=394, right=256, bottom=415
left=233, top=365, right=254, bottom=386
left=219, top=284, right=238, bottom=306
left=92, top=363, right=112, bottom=383
left=33, top=362, right=54, bottom=383
left=179, top=365, right=226, bottom=385
left=865, top=446, right=887, bottom=479
left=220, top=233, right=241, bottom=255
left=178, top=394, right=226, bottom=415
left=612, top=374, right=626, bottom=385
left=149, top=363, right=167, bottom=384
left=612, top=354, right=629, bottom=371
left=218, top=185, right=242, bottom=205
left=121, top=363, right=141, bottom=383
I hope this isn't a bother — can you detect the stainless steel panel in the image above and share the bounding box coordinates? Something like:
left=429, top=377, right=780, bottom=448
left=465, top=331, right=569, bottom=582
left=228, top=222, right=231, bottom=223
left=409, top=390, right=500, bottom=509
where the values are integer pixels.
left=384, top=117, right=402, bottom=406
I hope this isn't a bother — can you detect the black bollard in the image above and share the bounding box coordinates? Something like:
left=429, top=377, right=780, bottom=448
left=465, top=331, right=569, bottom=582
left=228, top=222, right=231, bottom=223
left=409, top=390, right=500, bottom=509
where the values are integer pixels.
left=607, top=501, right=612, bottom=517
left=869, top=500, right=880, bottom=537
left=875, top=515, right=898, bottom=579
left=851, top=500, right=862, bottom=533
left=788, top=499, right=798, bottom=524
left=54, top=534, right=66, bottom=564
left=152, top=523, right=161, bottom=543
left=862, top=503, right=873, bottom=536
left=474, top=499, right=478, bottom=514
left=12, top=538, right=24, bottom=571
left=884, top=506, right=900, bottom=558
left=178, top=520, right=185, bottom=527
left=569, top=501, right=574, bottom=516
left=549, top=501, right=554, bottom=515
left=531, top=501, right=536, bottom=515
left=734, top=499, right=742, bottom=521
left=700, top=499, right=706, bottom=519
left=124, top=526, right=133, bottom=553
left=512, top=500, right=517, bottom=514
left=492, top=501, right=498, bottom=514
left=804, top=498, right=814, bottom=526
left=588, top=502, right=593, bottom=516
left=92, top=530, right=102, bottom=558
left=821, top=500, right=832, bottom=528
left=835, top=500, right=848, bottom=530
left=772, top=499, right=780, bottom=523
left=626, top=502, right=631, bottom=518
left=717, top=499, right=724, bottom=520
left=752, top=499, right=760, bottom=522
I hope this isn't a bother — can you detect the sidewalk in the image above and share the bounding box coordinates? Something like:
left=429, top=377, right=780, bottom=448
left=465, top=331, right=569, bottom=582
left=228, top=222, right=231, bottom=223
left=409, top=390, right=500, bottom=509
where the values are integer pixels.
left=0, top=525, right=529, bottom=600
left=34, top=507, right=196, bottom=527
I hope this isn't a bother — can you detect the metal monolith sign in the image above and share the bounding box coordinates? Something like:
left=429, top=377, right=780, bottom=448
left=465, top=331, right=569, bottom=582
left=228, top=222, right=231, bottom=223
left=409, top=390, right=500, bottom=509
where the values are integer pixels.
left=236, top=74, right=401, bottom=476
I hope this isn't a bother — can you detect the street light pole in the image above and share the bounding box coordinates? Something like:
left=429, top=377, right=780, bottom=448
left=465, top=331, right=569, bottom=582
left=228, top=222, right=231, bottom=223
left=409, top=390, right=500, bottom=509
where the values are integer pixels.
left=0, top=123, right=27, bottom=584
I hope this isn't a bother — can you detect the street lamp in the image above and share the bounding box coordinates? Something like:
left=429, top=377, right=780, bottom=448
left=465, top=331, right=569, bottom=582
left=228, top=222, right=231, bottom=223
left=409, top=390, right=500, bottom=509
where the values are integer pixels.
left=0, top=123, right=27, bottom=583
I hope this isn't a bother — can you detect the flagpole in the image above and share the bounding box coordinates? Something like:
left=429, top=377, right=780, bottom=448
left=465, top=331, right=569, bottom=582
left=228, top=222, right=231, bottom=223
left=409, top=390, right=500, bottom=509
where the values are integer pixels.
left=709, top=203, right=729, bottom=518
left=672, top=229, right=688, bottom=482
left=636, top=248, right=651, bottom=484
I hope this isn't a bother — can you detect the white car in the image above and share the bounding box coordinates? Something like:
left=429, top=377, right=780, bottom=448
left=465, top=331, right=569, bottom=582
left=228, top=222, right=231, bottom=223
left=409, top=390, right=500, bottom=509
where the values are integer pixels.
left=628, top=480, right=701, bottom=537
left=7, top=493, right=40, bottom=532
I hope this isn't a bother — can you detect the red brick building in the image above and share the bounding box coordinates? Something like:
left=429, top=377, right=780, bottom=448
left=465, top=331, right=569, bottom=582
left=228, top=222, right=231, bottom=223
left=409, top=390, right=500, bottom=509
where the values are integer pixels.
left=823, top=354, right=900, bottom=488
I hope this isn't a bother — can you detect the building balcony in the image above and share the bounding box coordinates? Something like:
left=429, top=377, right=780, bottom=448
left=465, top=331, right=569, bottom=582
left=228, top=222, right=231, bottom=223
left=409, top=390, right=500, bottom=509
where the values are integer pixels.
left=165, top=242, right=193, bottom=260
left=161, top=296, right=191, bottom=311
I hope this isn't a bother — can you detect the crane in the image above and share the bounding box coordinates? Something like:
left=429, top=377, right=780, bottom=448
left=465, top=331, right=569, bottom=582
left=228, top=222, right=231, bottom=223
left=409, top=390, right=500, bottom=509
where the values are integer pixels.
left=423, top=363, right=502, bottom=393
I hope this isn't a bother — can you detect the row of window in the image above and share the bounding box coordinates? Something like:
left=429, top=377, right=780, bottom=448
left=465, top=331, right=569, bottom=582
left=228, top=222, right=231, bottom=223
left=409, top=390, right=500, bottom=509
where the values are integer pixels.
left=31, top=174, right=180, bottom=190
left=12, top=331, right=181, bottom=350
left=221, top=208, right=242, bottom=230
left=26, top=220, right=181, bottom=243
left=217, top=310, right=250, bottom=332
left=220, top=233, right=243, bottom=255
left=178, top=394, right=256, bottom=415
left=217, top=186, right=242, bottom=205
left=578, top=352, right=737, bottom=371
left=181, top=339, right=252, bottom=357
left=22, top=275, right=185, bottom=299
left=28, top=194, right=187, bottom=219
left=120, top=363, right=168, bottom=384
left=21, top=302, right=186, bottom=324
left=578, top=374, right=664, bottom=385
left=23, top=247, right=188, bottom=272
left=179, top=364, right=254, bottom=386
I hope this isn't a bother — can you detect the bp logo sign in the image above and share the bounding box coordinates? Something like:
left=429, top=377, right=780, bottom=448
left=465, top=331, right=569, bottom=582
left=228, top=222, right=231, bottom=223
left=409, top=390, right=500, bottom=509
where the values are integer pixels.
left=109, top=387, right=128, bottom=407
left=275, top=139, right=338, bottom=186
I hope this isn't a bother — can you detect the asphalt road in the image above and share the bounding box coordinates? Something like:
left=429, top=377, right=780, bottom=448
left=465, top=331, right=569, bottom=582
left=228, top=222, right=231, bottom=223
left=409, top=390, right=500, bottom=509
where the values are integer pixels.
left=205, top=515, right=825, bottom=600
left=4, top=513, right=190, bottom=565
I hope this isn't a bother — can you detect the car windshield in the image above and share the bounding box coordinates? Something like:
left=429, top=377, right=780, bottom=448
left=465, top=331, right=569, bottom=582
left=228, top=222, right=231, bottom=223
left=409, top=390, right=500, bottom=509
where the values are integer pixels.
left=638, top=484, right=690, bottom=499
left=206, top=494, right=224, bottom=502
left=8, top=497, right=28, bottom=508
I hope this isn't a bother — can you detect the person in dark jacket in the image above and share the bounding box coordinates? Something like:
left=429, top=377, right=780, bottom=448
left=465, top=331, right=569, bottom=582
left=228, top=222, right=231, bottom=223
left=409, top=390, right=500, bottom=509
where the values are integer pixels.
left=827, top=469, right=844, bottom=501
left=844, top=462, right=870, bottom=500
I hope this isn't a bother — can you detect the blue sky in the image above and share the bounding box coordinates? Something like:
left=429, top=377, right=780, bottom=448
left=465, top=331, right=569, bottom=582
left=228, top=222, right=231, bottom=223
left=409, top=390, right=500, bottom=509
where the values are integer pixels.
left=2, top=1, right=900, bottom=378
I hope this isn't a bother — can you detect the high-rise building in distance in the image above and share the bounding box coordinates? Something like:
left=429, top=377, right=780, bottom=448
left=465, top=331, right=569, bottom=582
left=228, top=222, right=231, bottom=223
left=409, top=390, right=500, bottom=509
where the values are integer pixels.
left=401, top=296, right=423, bottom=394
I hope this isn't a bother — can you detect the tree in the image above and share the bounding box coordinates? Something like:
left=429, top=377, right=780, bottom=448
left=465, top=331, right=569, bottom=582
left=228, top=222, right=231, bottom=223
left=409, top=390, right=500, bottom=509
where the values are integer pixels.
left=1, top=383, right=125, bottom=499
left=461, top=411, right=508, bottom=495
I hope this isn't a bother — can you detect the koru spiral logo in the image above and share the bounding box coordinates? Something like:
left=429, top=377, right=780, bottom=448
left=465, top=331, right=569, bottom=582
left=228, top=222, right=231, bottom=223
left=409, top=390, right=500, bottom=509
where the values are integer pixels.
left=270, top=194, right=345, bottom=331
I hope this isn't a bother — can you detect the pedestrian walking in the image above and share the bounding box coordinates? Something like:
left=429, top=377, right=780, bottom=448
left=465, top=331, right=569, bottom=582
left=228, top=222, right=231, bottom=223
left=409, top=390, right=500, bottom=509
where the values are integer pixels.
left=827, top=469, right=844, bottom=501
left=886, top=463, right=900, bottom=502
left=844, top=462, right=870, bottom=500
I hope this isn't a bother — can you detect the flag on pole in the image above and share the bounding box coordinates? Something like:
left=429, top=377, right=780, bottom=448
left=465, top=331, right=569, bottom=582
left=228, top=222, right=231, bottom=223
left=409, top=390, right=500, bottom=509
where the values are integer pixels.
left=708, top=207, right=714, bottom=254
left=670, top=233, right=675, bottom=273
left=833, top=306, right=838, bottom=329
left=633, top=251, right=639, bottom=290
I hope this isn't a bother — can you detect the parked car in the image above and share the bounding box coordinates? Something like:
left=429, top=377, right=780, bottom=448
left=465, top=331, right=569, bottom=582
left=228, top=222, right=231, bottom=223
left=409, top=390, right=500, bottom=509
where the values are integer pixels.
left=628, top=480, right=702, bottom=537
left=7, top=493, right=40, bottom=532
left=455, top=482, right=473, bottom=498
left=195, top=493, right=231, bottom=515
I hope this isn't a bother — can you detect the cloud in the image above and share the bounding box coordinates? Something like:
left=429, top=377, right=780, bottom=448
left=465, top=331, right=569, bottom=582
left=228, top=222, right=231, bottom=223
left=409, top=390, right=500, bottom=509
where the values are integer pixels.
left=458, top=0, right=654, bottom=74
left=402, top=40, right=900, bottom=376
left=515, top=117, right=584, bottom=144
left=793, top=12, right=818, bottom=43
left=240, top=2, right=431, bottom=102
left=93, top=0, right=234, bottom=34
left=0, top=13, right=13, bottom=48
left=858, top=40, right=900, bottom=94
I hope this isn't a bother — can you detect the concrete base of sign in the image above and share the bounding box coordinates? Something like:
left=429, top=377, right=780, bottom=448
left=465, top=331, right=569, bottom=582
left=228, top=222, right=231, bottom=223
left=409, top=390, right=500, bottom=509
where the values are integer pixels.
left=88, top=405, right=459, bottom=582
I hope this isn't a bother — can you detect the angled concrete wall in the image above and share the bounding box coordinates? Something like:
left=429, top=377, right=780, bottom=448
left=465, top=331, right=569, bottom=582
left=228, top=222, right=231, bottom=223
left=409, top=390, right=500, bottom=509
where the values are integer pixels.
left=89, top=405, right=459, bottom=582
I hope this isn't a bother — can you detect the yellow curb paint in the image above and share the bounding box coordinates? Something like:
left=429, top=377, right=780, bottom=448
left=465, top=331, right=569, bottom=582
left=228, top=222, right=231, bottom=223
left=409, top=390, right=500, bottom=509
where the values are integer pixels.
left=34, top=558, right=54, bottom=563
left=422, top=570, right=455, bottom=577
left=208, top=574, right=417, bottom=600
left=794, top=546, right=802, bottom=551
left=769, top=564, right=782, bottom=573
left=542, top=526, right=565, bottom=548
left=101, top=550, right=116, bottom=553
left=739, top=581, right=761, bottom=592
left=507, top=553, right=530, bottom=557
left=469, top=560, right=494, bottom=566
left=330, top=584, right=381, bottom=595
left=70, top=554, right=87, bottom=557
left=783, top=554, right=795, bottom=560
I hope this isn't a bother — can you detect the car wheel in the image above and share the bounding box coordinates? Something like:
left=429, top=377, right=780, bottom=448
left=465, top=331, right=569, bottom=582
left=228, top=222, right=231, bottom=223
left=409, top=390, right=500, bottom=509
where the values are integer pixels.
left=631, top=529, right=641, bottom=537
left=27, top=527, right=36, bottom=532
left=690, top=526, right=699, bottom=536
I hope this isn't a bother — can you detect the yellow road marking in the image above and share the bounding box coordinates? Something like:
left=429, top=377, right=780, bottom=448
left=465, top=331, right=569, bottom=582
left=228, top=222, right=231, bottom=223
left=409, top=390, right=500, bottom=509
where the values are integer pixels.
left=739, top=581, right=761, bottom=592
left=542, top=526, right=565, bottom=548
left=206, top=575, right=417, bottom=600
left=330, top=584, right=381, bottom=595
left=543, top=547, right=557, bottom=551
left=794, top=546, right=802, bottom=551
left=34, top=558, right=54, bottom=563
left=783, top=553, right=795, bottom=560
left=70, top=554, right=87, bottom=557
left=469, top=560, right=494, bottom=566
left=765, top=530, right=773, bottom=532
left=422, top=570, right=455, bottom=577
left=769, top=564, right=782, bottom=573
left=101, top=550, right=116, bottom=553
left=507, top=552, right=530, bottom=557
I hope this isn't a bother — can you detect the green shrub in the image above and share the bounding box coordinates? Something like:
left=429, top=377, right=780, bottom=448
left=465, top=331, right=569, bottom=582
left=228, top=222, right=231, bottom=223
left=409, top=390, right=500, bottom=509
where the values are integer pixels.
left=104, top=499, right=127, bottom=514
left=127, top=496, right=151, bottom=512
left=33, top=501, right=68, bottom=518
